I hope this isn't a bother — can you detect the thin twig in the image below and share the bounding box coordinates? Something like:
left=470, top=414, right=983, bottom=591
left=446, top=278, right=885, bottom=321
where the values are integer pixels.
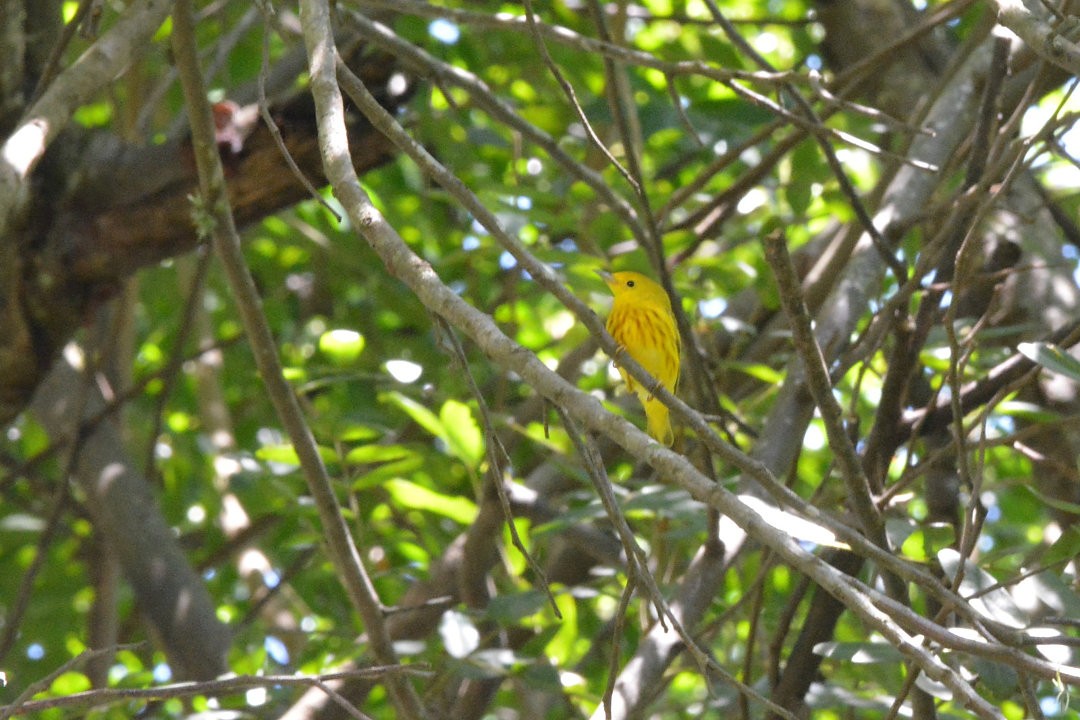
left=144, top=245, right=212, bottom=483
left=0, top=665, right=424, bottom=718
left=666, top=75, right=705, bottom=148
left=761, top=231, right=886, bottom=544
left=29, top=0, right=100, bottom=104
left=0, top=484, right=72, bottom=667
left=339, top=8, right=646, bottom=244
left=1, top=643, right=150, bottom=719
left=702, top=0, right=909, bottom=282
left=257, top=5, right=341, bottom=220
left=557, top=406, right=674, bottom=632
left=433, top=315, right=562, bottom=618
left=521, top=0, right=638, bottom=193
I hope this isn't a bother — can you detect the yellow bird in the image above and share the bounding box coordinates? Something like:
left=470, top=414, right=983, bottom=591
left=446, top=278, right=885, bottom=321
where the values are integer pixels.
left=598, top=270, right=681, bottom=445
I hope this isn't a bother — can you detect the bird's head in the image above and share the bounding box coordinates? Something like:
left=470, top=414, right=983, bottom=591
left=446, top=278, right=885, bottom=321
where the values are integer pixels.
left=597, top=270, right=668, bottom=305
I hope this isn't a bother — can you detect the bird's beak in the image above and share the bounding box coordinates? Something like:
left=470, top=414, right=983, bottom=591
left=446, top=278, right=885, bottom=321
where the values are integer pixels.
left=596, top=269, right=614, bottom=288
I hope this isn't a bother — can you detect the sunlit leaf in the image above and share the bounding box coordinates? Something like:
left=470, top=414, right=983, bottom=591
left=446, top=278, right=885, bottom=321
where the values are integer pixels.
left=545, top=592, right=579, bottom=666
left=899, top=523, right=953, bottom=563
left=994, top=400, right=1061, bottom=423
left=344, top=444, right=412, bottom=465
left=724, top=361, right=783, bottom=384
left=318, top=328, right=365, bottom=366
left=0, top=514, right=46, bottom=532
left=439, top=609, right=480, bottom=659
left=1040, top=524, right=1080, bottom=566
left=256, top=443, right=339, bottom=466
left=440, top=399, right=484, bottom=467
left=914, top=671, right=953, bottom=701
left=737, top=495, right=848, bottom=549
left=938, top=549, right=1027, bottom=628
left=384, top=478, right=477, bottom=525
left=49, top=671, right=90, bottom=695
left=1018, top=341, right=1080, bottom=382
left=381, top=392, right=445, bottom=442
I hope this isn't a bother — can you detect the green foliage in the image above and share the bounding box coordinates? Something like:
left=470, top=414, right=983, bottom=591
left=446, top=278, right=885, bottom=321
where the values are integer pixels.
left=8, top=0, right=1080, bottom=718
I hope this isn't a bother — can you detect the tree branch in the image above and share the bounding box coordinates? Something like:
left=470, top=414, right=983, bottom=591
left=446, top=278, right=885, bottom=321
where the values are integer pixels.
left=174, top=3, right=426, bottom=718
left=992, top=0, right=1080, bottom=75
left=1, top=664, right=423, bottom=719
left=0, top=0, right=171, bottom=237
left=29, top=357, right=231, bottom=680
left=301, top=19, right=1033, bottom=717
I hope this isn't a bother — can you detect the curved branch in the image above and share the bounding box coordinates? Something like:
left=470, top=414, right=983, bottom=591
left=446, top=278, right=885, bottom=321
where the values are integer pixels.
left=993, top=0, right=1080, bottom=75
left=0, top=46, right=404, bottom=427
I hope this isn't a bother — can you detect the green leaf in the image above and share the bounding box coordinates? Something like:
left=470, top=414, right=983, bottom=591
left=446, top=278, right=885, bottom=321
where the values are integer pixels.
left=1042, top=524, right=1080, bottom=566
left=339, top=424, right=382, bottom=442
left=344, top=444, right=412, bottom=465
left=521, top=661, right=562, bottom=691
left=49, top=671, right=91, bottom=695
left=972, top=657, right=1018, bottom=699
left=351, top=457, right=425, bottom=491
left=318, top=328, right=365, bottom=366
left=724, top=360, right=783, bottom=384
left=1018, top=341, right=1080, bottom=382
left=545, top=593, right=579, bottom=666
left=900, top=529, right=929, bottom=562
left=783, top=139, right=818, bottom=217
left=899, top=523, right=954, bottom=563
left=440, top=399, right=484, bottom=467
left=486, top=590, right=550, bottom=624
left=938, top=549, right=1027, bottom=628
left=622, top=486, right=698, bottom=514
left=994, top=400, right=1061, bottom=423
left=384, top=478, right=477, bottom=525
left=1024, top=484, right=1080, bottom=516
left=256, top=443, right=339, bottom=467
left=381, top=392, right=445, bottom=441
left=885, top=517, right=916, bottom=549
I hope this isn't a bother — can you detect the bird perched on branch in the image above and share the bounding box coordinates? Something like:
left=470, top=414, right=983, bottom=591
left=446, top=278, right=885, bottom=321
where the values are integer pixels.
left=598, top=270, right=681, bottom=445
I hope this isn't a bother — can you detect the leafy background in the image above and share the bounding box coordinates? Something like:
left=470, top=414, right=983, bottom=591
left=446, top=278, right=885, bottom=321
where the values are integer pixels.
left=3, top=0, right=1080, bottom=718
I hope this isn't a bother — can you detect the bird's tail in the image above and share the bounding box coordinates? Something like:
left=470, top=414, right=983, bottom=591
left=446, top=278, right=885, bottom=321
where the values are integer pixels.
left=644, top=398, right=673, bottom=446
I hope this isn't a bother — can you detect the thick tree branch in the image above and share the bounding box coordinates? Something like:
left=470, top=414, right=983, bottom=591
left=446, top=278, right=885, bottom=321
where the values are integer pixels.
left=29, top=357, right=231, bottom=680
left=0, top=45, right=404, bottom=427
left=0, top=0, right=171, bottom=237
left=992, top=0, right=1080, bottom=75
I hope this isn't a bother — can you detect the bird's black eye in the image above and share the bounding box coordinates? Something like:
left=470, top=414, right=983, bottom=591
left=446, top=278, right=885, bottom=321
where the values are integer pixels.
left=626, top=280, right=635, bottom=288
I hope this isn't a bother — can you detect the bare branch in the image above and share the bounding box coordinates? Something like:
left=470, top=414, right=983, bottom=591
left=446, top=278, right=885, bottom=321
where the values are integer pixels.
left=0, top=665, right=424, bottom=719
left=0, top=0, right=172, bottom=236
left=993, top=0, right=1080, bottom=75
left=176, top=2, right=425, bottom=718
